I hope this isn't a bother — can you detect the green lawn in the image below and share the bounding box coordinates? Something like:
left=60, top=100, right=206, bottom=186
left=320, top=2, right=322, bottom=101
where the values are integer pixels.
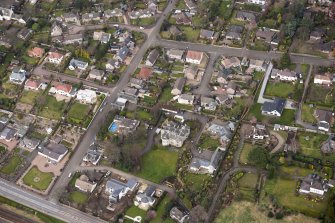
left=264, top=81, right=296, bottom=99
left=136, top=110, right=154, bottom=122
left=19, top=90, right=40, bottom=105
left=276, top=109, right=296, bottom=126
left=301, top=104, right=316, bottom=123
left=306, top=84, right=333, bottom=107
left=159, top=87, right=173, bottom=103
left=239, top=143, right=255, bottom=165
left=183, top=173, right=211, bottom=191
left=180, top=26, right=200, bottom=42
left=38, top=95, right=67, bottom=120
left=125, top=206, right=146, bottom=219
left=238, top=173, right=258, bottom=189
left=0, top=156, right=23, bottom=175
left=67, top=102, right=90, bottom=125
left=279, top=166, right=315, bottom=178
left=198, top=134, right=221, bottom=151
left=23, top=166, right=54, bottom=191
left=151, top=196, right=174, bottom=223
left=136, top=148, right=178, bottom=183
left=69, top=191, right=88, bottom=204
left=247, top=103, right=263, bottom=121
left=131, top=17, right=156, bottom=26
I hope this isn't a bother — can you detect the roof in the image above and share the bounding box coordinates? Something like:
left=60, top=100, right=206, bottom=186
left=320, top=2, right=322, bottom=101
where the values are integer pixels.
left=137, top=67, right=153, bottom=80
left=315, top=109, right=332, bottom=123
left=105, top=178, right=138, bottom=197
left=117, top=46, right=129, bottom=61
left=39, top=142, right=68, bottom=161
left=69, top=58, right=88, bottom=69
left=173, top=77, right=186, bottom=92
left=230, top=25, right=244, bottom=33
left=169, top=25, right=182, bottom=36
left=146, top=49, right=159, bottom=64
left=25, top=79, right=40, bottom=89
left=236, top=11, right=256, bottom=21
left=55, top=83, right=72, bottom=93
left=262, top=98, right=286, bottom=114
left=200, top=29, right=214, bottom=38
left=0, top=127, right=16, bottom=140
left=256, top=29, right=276, bottom=42
left=167, top=48, right=184, bottom=58
left=186, top=50, right=203, bottom=61
left=48, top=51, right=64, bottom=59
left=75, top=175, right=96, bottom=192
left=89, top=69, right=104, bottom=77
left=29, top=47, right=44, bottom=57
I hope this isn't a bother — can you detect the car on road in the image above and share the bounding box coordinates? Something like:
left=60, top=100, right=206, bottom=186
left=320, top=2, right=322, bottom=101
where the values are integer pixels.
left=140, top=26, right=144, bottom=30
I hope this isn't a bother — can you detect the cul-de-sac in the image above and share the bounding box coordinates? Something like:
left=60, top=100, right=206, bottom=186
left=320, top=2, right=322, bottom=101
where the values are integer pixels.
left=0, top=0, right=334, bottom=223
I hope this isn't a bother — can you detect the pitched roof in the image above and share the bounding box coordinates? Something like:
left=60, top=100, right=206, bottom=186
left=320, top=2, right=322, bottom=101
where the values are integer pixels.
left=186, top=50, right=203, bottom=61
left=48, top=51, right=64, bottom=59
left=262, top=98, right=286, bottom=114
left=55, top=83, right=72, bottom=93
left=25, top=79, right=40, bottom=89
left=137, top=67, right=153, bottom=80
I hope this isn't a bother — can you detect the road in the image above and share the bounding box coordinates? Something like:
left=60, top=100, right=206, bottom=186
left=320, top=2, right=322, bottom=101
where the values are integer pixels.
left=257, top=61, right=273, bottom=104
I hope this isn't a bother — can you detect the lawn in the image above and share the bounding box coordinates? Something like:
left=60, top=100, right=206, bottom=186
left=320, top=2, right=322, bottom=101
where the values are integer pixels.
left=67, top=102, right=91, bottom=126
left=238, top=172, right=258, bottom=189
left=306, top=84, right=333, bottom=107
left=0, top=156, right=23, bottom=175
left=214, top=201, right=319, bottom=223
left=264, top=81, right=296, bottom=99
left=151, top=196, right=174, bottom=223
left=125, top=206, right=146, bottom=220
left=301, top=104, right=316, bottom=123
left=275, top=109, right=296, bottom=126
left=69, top=191, right=88, bottom=204
left=23, top=166, right=54, bottom=191
left=159, top=87, right=173, bottom=103
left=19, top=90, right=40, bottom=105
left=279, top=166, right=315, bottom=178
left=136, top=148, right=178, bottom=183
left=179, top=26, right=200, bottom=42
left=239, top=143, right=255, bottom=165
left=198, top=134, right=221, bottom=151
left=183, top=173, right=211, bottom=191
left=136, top=110, right=154, bottom=122
left=131, top=17, right=156, bottom=26
left=247, top=103, right=263, bottom=121
left=38, top=95, right=67, bottom=120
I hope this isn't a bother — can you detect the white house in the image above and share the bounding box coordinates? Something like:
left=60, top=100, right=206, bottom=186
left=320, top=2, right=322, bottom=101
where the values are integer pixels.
left=248, top=0, right=266, bottom=5
left=185, top=50, right=204, bottom=65
left=105, top=179, right=138, bottom=203
left=314, top=74, right=332, bottom=86
left=38, top=142, right=68, bottom=163
left=49, top=83, right=74, bottom=97
left=48, top=52, right=64, bottom=64
left=76, top=89, right=97, bottom=104
left=177, top=94, right=194, bottom=105
left=10, top=68, right=26, bottom=84
left=68, top=59, right=88, bottom=70
left=299, top=174, right=332, bottom=196
left=261, top=98, right=286, bottom=117
left=270, top=69, right=297, bottom=82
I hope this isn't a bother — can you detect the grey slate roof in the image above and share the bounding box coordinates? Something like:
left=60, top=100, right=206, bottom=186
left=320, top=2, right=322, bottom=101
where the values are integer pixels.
left=262, top=98, right=286, bottom=114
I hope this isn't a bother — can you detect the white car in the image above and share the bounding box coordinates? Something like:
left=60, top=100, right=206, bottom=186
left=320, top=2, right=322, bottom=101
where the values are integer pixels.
left=140, top=26, right=144, bottom=30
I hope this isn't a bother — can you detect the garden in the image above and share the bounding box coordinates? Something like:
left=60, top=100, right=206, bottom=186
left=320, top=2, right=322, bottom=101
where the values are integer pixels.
left=19, top=90, right=41, bottom=105
left=37, top=95, right=67, bottom=120
left=67, top=102, right=91, bottom=127
left=0, top=155, right=23, bottom=175
left=23, top=166, right=54, bottom=191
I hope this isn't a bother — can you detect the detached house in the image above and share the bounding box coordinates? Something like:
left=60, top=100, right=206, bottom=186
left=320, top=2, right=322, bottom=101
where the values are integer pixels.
left=134, top=185, right=156, bottom=211
left=270, top=69, right=297, bottom=82
left=68, top=58, right=88, bottom=70
left=108, top=115, right=140, bottom=134
left=185, top=50, right=204, bottom=65
left=314, top=109, right=332, bottom=132
left=201, top=96, right=217, bottom=111
left=38, top=142, right=68, bottom=163
left=160, top=120, right=190, bottom=147
left=137, top=67, right=153, bottom=80
left=200, top=29, right=215, bottom=40
left=261, top=98, right=286, bottom=117
left=63, top=13, right=80, bottom=23
left=49, top=83, right=74, bottom=97
left=189, top=147, right=224, bottom=174
left=93, top=31, right=111, bottom=44
left=104, top=9, right=123, bottom=18
left=83, top=144, right=102, bottom=165
left=28, top=47, right=44, bottom=58
left=76, top=89, right=97, bottom=104
left=236, top=11, right=256, bottom=23
left=88, top=69, right=104, bottom=81
left=170, top=207, right=189, bottom=223
left=82, top=12, right=101, bottom=23
left=10, top=68, right=27, bottom=84
left=248, top=59, right=266, bottom=72
left=75, top=175, right=97, bottom=193
left=255, top=28, right=278, bottom=45
left=299, top=174, right=334, bottom=196
left=171, top=78, right=186, bottom=96
left=178, top=94, right=195, bottom=105
left=314, top=73, right=332, bottom=86
left=24, top=80, right=43, bottom=91
left=50, top=21, right=63, bottom=37
left=116, top=46, right=130, bottom=62
left=166, top=48, right=184, bottom=61
left=47, top=51, right=64, bottom=64
left=226, top=25, right=243, bottom=41
left=145, top=49, right=159, bottom=66
left=105, top=178, right=138, bottom=203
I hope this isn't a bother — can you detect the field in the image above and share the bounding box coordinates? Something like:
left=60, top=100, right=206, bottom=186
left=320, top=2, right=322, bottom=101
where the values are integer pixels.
left=214, top=201, right=319, bottom=223
left=69, top=191, right=88, bottom=204
left=38, top=95, right=67, bottom=120
left=0, top=156, right=23, bottom=175
left=136, top=148, right=178, bottom=183
left=19, top=90, right=40, bottom=105
left=67, top=102, right=91, bottom=126
left=23, top=166, right=54, bottom=191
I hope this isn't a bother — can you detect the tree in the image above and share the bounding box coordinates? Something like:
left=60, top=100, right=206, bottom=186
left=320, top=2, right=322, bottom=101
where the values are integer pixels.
left=189, top=205, right=207, bottom=223
left=279, top=52, right=291, bottom=69
left=247, top=147, right=268, bottom=168
left=31, top=23, right=40, bottom=31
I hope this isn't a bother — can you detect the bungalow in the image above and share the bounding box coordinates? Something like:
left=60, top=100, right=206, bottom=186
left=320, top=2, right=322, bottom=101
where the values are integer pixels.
left=63, top=13, right=80, bottom=23
left=10, top=68, right=26, bottom=84
left=261, top=98, right=286, bottom=117
left=108, top=115, right=140, bottom=134
left=83, top=144, right=102, bottom=165
left=76, top=89, right=97, bottom=104
left=178, top=94, right=194, bottom=105
left=236, top=11, right=256, bottom=23
left=93, top=31, right=111, bottom=44
left=189, top=147, right=224, bottom=174
left=104, top=8, right=123, bottom=18
left=270, top=69, right=297, bottom=82
left=134, top=185, right=156, bottom=211
left=225, top=25, right=244, bottom=41
left=221, top=57, right=241, bottom=69
left=137, top=67, right=153, bottom=80
left=28, top=47, right=45, bottom=58
left=49, top=83, right=73, bottom=97
left=82, top=12, right=101, bottom=23
left=88, top=69, right=104, bottom=81
left=166, top=48, right=184, bottom=61
left=299, top=174, right=333, bottom=196
left=160, top=120, right=190, bottom=147
left=75, top=174, right=97, bottom=193
left=0, top=127, right=16, bottom=142
left=105, top=178, right=138, bottom=203
left=38, top=142, right=68, bottom=163
left=314, top=109, right=332, bottom=132
left=116, top=46, right=129, bottom=62
left=145, top=49, right=160, bottom=66
left=19, top=136, right=40, bottom=150
left=24, top=79, right=42, bottom=91
left=185, top=50, right=204, bottom=64
left=171, top=77, right=186, bottom=96
left=255, top=28, right=278, bottom=45
left=201, top=96, right=217, bottom=111
left=170, top=207, right=189, bottom=223
left=200, top=29, right=215, bottom=40
left=68, top=58, right=88, bottom=70
left=314, top=73, right=332, bottom=86
left=47, top=51, right=64, bottom=64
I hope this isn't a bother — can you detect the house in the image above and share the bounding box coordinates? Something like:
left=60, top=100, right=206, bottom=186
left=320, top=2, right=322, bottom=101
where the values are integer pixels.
left=68, top=59, right=88, bottom=70
left=174, top=12, right=192, bottom=25
left=129, top=9, right=154, bottom=19
left=63, top=13, right=79, bottom=23
left=160, top=120, right=190, bottom=147
left=116, top=46, right=129, bottom=62
left=28, top=47, right=45, bottom=58
left=145, top=49, right=159, bottom=66
left=221, top=57, right=241, bottom=69
left=169, top=25, right=182, bottom=36
left=321, top=135, right=335, bottom=154
left=270, top=69, right=297, bottom=82
left=134, top=185, right=156, bottom=211
left=200, top=29, right=215, bottom=40
left=242, top=123, right=269, bottom=140
left=19, top=136, right=40, bottom=150
left=299, top=174, right=332, bottom=196
left=310, top=29, right=325, bottom=41
left=248, top=0, right=266, bottom=5
left=106, top=59, right=120, bottom=71
left=137, top=67, right=153, bottom=80
left=148, top=2, right=158, bottom=13
left=24, top=79, right=42, bottom=91
left=17, top=28, right=32, bottom=40
left=184, top=66, right=198, bottom=81
left=185, top=50, right=204, bottom=64
left=93, top=31, right=111, bottom=44
left=83, top=144, right=102, bottom=165
left=129, top=78, right=145, bottom=89
left=38, top=142, right=68, bottom=162
left=207, top=120, right=234, bottom=143
left=171, top=78, right=186, bottom=96
left=315, top=41, right=335, bottom=54
left=216, top=93, right=230, bottom=105
left=0, top=7, right=13, bottom=21
left=248, top=59, right=266, bottom=72
left=255, top=28, right=277, bottom=45
left=225, top=25, right=244, bottom=41
left=0, top=127, right=16, bottom=142
left=118, top=87, right=139, bottom=104
left=226, top=82, right=237, bottom=95
left=108, top=115, right=140, bottom=134
left=314, top=109, right=332, bottom=132
left=236, top=11, right=256, bottom=23
left=47, top=51, right=64, bottom=64
left=170, top=207, right=189, bottom=223
left=88, top=69, right=104, bottom=81
left=50, top=21, right=63, bottom=37
left=178, top=94, right=194, bottom=105
left=167, top=49, right=184, bottom=61
left=314, top=73, right=332, bottom=86
left=10, top=68, right=27, bottom=84
left=82, top=12, right=101, bottom=23
left=0, top=36, right=12, bottom=48
left=184, top=0, right=197, bottom=10
left=76, top=89, right=97, bottom=104
left=105, top=178, right=138, bottom=203
left=104, top=9, right=123, bottom=18
left=261, top=98, right=286, bottom=117
left=201, top=96, right=217, bottom=111
left=49, top=83, right=73, bottom=97
left=62, top=33, right=83, bottom=45
left=75, top=175, right=97, bottom=193
left=189, top=147, right=224, bottom=174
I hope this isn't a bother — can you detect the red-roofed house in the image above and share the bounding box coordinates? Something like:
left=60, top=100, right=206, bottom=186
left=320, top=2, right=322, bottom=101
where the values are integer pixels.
left=49, top=83, right=73, bottom=97
left=185, top=50, right=204, bottom=64
left=48, top=51, right=64, bottom=65
left=24, top=80, right=41, bottom=91
left=28, top=47, right=45, bottom=58
left=136, top=67, right=153, bottom=80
